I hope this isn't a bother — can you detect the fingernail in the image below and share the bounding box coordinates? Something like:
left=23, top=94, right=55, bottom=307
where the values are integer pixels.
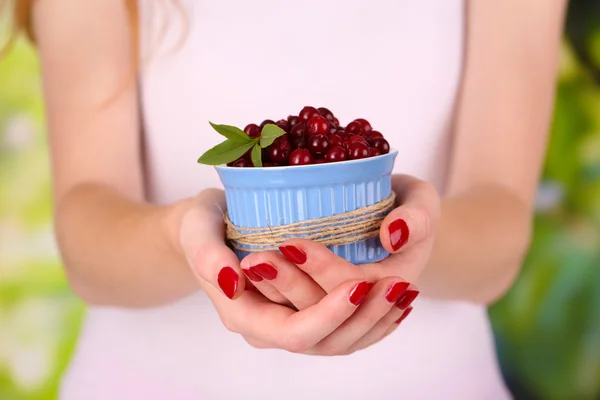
left=349, top=281, right=373, bottom=306
left=217, top=267, right=239, bottom=299
left=251, top=263, right=278, bottom=280
left=395, top=306, right=413, bottom=324
left=385, top=281, right=410, bottom=303
left=242, top=268, right=263, bottom=282
left=389, top=218, right=409, bottom=251
left=279, top=245, right=307, bottom=265
left=396, top=289, right=419, bottom=310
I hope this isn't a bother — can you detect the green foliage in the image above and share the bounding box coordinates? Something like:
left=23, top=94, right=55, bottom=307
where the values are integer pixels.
left=0, top=39, right=84, bottom=400
left=490, top=40, right=600, bottom=399
left=2, top=4, right=600, bottom=399
left=197, top=122, right=285, bottom=166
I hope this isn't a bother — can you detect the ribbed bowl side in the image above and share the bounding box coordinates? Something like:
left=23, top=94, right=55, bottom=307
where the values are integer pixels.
left=217, top=152, right=397, bottom=264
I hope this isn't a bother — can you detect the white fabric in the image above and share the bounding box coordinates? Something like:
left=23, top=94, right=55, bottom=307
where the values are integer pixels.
left=60, top=1, right=512, bottom=398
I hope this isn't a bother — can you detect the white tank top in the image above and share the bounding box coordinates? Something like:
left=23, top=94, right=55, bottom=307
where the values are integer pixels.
left=60, top=1, right=511, bottom=398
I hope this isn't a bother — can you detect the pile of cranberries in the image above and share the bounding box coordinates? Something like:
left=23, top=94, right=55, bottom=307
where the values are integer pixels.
left=229, top=106, right=390, bottom=167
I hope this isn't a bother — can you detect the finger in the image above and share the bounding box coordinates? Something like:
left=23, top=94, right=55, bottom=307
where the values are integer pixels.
left=277, top=279, right=373, bottom=353
left=239, top=260, right=290, bottom=306
left=394, top=282, right=420, bottom=310
left=202, top=278, right=295, bottom=338
left=311, top=277, right=410, bottom=356
left=379, top=175, right=440, bottom=254
left=206, top=277, right=374, bottom=354
left=347, top=305, right=412, bottom=353
left=241, top=251, right=327, bottom=310
left=279, top=239, right=365, bottom=293
left=179, top=189, right=245, bottom=299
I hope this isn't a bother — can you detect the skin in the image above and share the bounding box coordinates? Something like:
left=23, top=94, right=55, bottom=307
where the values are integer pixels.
left=32, top=0, right=567, bottom=355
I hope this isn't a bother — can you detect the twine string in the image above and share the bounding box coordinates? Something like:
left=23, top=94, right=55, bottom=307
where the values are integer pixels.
left=225, top=193, right=396, bottom=252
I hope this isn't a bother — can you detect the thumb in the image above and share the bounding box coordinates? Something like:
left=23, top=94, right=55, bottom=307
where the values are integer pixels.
left=179, top=189, right=245, bottom=299
left=379, top=175, right=441, bottom=254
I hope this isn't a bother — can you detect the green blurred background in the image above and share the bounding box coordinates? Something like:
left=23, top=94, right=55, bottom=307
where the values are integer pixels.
left=1, top=2, right=600, bottom=399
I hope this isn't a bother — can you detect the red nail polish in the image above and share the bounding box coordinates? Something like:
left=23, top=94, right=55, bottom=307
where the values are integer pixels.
left=385, top=281, right=410, bottom=303
left=349, top=281, right=373, bottom=306
left=217, top=267, right=239, bottom=299
left=279, top=245, right=307, bottom=264
left=251, top=263, right=278, bottom=280
left=389, top=218, right=409, bottom=251
left=242, top=268, right=263, bottom=282
left=396, top=289, right=419, bottom=310
left=395, top=306, right=413, bottom=324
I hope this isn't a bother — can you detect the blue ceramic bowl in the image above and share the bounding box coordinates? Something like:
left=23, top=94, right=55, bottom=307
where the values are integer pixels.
left=215, top=150, right=397, bottom=264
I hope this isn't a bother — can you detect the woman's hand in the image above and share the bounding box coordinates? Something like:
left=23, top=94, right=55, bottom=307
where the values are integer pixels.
left=240, top=174, right=439, bottom=312
left=366, top=174, right=441, bottom=283
left=203, top=275, right=411, bottom=355
left=178, top=188, right=411, bottom=355
left=178, top=188, right=252, bottom=299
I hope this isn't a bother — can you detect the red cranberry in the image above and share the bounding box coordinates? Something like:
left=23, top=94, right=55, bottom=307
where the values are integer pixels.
left=368, top=147, right=381, bottom=157
left=333, top=117, right=340, bottom=126
left=348, top=143, right=370, bottom=160
left=276, top=119, right=290, bottom=132
left=261, top=147, right=271, bottom=162
left=244, top=124, right=261, bottom=138
left=259, top=119, right=275, bottom=129
left=317, top=107, right=335, bottom=122
left=327, top=121, right=338, bottom=135
left=371, top=138, right=390, bottom=154
left=314, top=158, right=327, bottom=164
left=263, top=162, right=277, bottom=167
left=329, top=134, right=344, bottom=148
left=307, top=134, right=330, bottom=156
left=289, top=122, right=306, bottom=148
left=287, top=115, right=300, bottom=127
left=325, top=146, right=347, bottom=163
left=353, top=118, right=372, bottom=133
left=290, top=136, right=306, bottom=149
left=306, top=115, right=329, bottom=136
left=299, top=106, right=319, bottom=122
left=345, top=121, right=364, bottom=136
left=369, top=130, right=384, bottom=140
left=337, top=132, right=350, bottom=145
left=242, top=149, right=252, bottom=162
left=289, top=148, right=313, bottom=165
left=347, top=135, right=369, bottom=147
left=232, top=158, right=252, bottom=167
left=268, top=136, right=292, bottom=165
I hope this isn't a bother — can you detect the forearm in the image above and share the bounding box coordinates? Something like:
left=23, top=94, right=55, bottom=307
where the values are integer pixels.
left=56, top=183, right=197, bottom=307
left=419, top=184, right=532, bottom=304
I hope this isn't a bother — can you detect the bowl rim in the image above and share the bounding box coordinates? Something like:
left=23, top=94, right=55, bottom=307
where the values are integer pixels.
left=215, top=149, right=398, bottom=171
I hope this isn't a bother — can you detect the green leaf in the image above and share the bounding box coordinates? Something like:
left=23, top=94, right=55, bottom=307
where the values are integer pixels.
left=259, top=124, right=286, bottom=148
left=251, top=144, right=263, bottom=167
left=209, top=122, right=251, bottom=142
left=197, top=139, right=257, bottom=165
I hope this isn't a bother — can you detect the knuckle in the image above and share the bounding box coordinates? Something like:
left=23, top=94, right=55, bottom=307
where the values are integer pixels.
left=420, top=182, right=441, bottom=217
left=414, top=206, right=433, bottom=240
left=281, top=333, right=310, bottom=354
left=243, top=336, right=267, bottom=349
left=220, top=314, right=240, bottom=334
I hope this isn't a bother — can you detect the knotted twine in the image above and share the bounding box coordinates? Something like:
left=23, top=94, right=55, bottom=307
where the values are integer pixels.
left=225, top=193, right=396, bottom=252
